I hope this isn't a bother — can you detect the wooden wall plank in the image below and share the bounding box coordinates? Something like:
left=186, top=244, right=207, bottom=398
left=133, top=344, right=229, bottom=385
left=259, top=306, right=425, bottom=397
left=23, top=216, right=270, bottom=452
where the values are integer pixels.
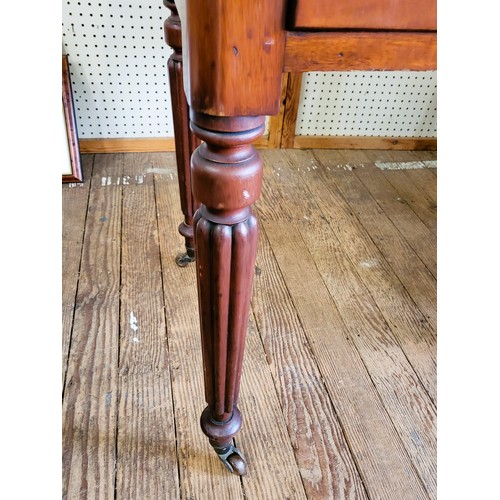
left=62, top=153, right=124, bottom=500
left=79, top=138, right=176, bottom=153
left=251, top=229, right=368, bottom=499
left=62, top=154, right=94, bottom=387
left=78, top=135, right=437, bottom=153
left=115, top=153, right=180, bottom=499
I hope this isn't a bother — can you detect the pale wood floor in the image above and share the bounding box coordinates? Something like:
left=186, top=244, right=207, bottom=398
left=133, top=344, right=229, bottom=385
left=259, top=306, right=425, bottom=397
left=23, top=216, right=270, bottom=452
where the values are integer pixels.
left=62, top=148, right=437, bottom=500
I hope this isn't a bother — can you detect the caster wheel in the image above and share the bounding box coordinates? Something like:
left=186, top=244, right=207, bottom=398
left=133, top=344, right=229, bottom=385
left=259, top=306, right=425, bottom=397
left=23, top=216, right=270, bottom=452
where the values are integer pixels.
left=215, top=444, right=247, bottom=475
left=175, top=251, right=195, bottom=267
left=226, top=453, right=247, bottom=476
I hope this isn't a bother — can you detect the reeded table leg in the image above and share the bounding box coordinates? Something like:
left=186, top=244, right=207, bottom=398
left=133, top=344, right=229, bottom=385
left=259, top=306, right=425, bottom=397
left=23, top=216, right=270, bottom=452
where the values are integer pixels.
left=164, top=0, right=200, bottom=266
left=190, top=112, right=265, bottom=475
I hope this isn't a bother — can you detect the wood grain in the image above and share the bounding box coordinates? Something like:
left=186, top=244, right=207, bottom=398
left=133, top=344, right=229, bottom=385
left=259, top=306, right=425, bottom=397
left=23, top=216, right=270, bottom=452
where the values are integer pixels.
left=264, top=221, right=429, bottom=499
left=284, top=31, right=437, bottom=72
left=78, top=136, right=269, bottom=154
left=153, top=153, right=244, bottom=499
left=263, top=149, right=436, bottom=403
left=63, top=149, right=437, bottom=498
left=184, top=0, right=286, bottom=116
left=353, top=150, right=437, bottom=262
left=403, top=161, right=437, bottom=206
left=238, top=316, right=309, bottom=499
left=154, top=152, right=308, bottom=498
left=334, top=148, right=437, bottom=280
left=115, top=153, right=180, bottom=499
left=297, top=216, right=437, bottom=498
left=62, top=154, right=93, bottom=387
left=291, top=0, right=436, bottom=30
left=293, top=136, right=437, bottom=151
left=252, top=229, right=368, bottom=499
left=367, top=150, right=438, bottom=233
left=267, top=73, right=290, bottom=149
left=280, top=73, right=303, bottom=149
left=79, top=138, right=177, bottom=153
left=62, top=153, right=124, bottom=499
left=116, top=372, right=180, bottom=499
left=258, top=149, right=436, bottom=497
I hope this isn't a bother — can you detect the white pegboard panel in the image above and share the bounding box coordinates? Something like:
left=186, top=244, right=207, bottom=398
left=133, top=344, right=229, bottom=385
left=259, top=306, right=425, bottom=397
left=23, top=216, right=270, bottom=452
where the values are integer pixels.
left=62, top=0, right=173, bottom=138
left=296, top=71, right=437, bottom=138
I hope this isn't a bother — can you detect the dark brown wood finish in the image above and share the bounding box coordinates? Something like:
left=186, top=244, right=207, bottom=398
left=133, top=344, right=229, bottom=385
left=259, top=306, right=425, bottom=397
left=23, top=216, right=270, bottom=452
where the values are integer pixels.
left=172, top=0, right=291, bottom=472
left=164, top=0, right=201, bottom=266
left=190, top=113, right=265, bottom=475
left=163, top=0, right=437, bottom=477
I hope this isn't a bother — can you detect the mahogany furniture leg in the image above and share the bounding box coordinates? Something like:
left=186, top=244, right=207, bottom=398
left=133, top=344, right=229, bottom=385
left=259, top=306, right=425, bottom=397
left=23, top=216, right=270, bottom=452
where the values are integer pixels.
left=190, top=112, right=265, bottom=475
left=164, top=0, right=200, bottom=266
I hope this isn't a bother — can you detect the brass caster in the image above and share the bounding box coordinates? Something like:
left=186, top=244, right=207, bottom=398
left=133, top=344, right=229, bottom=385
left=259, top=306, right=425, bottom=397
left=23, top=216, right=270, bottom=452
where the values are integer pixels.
left=215, top=445, right=247, bottom=476
left=175, top=250, right=195, bottom=267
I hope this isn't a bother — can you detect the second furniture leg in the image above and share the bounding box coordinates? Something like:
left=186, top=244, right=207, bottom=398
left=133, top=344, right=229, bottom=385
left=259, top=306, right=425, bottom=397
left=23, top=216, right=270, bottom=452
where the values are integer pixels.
left=164, top=1, right=200, bottom=266
left=191, top=113, right=265, bottom=475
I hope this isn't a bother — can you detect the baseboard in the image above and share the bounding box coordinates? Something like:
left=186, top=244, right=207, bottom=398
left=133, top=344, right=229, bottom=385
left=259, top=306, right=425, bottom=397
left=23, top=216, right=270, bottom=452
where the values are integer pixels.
left=79, top=135, right=270, bottom=153
left=79, top=135, right=436, bottom=153
left=292, top=136, right=437, bottom=151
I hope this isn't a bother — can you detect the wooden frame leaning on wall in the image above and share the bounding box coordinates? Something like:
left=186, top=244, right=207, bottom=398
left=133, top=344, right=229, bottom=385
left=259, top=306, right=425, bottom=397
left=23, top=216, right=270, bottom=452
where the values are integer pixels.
left=62, top=54, right=83, bottom=183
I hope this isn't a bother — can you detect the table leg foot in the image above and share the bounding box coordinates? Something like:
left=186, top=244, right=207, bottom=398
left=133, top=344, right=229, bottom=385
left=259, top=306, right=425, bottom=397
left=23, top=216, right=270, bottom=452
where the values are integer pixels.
left=175, top=248, right=195, bottom=267
left=201, top=406, right=247, bottom=475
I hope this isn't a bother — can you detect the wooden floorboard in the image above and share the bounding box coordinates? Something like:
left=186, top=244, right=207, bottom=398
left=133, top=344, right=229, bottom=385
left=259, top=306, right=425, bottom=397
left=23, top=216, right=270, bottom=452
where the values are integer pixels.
left=63, top=148, right=437, bottom=499
left=252, top=228, right=368, bottom=500
left=62, top=154, right=93, bottom=388
left=313, top=149, right=437, bottom=333
left=264, top=150, right=436, bottom=404
left=62, top=153, right=123, bottom=499
left=116, top=153, right=180, bottom=499
left=259, top=149, right=435, bottom=498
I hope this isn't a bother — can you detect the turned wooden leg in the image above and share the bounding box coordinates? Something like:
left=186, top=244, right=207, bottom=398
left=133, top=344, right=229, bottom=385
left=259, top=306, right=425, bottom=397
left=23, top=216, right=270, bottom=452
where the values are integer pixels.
left=190, top=112, right=264, bottom=475
left=164, top=1, right=200, bottom=266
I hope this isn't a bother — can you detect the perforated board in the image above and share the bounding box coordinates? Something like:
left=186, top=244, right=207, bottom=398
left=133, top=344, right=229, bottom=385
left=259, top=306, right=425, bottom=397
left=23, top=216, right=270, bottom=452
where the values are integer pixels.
left=62, top=1, right=436, bottom=140
left=296, top=71, right=437, bottom=137
left=62, top=0, right=173, bottom=138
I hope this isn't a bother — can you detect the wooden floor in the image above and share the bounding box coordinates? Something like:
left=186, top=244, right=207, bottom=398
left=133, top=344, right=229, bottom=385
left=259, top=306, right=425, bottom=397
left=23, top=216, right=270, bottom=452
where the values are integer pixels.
left=62, top=148, right=437, bottom=500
